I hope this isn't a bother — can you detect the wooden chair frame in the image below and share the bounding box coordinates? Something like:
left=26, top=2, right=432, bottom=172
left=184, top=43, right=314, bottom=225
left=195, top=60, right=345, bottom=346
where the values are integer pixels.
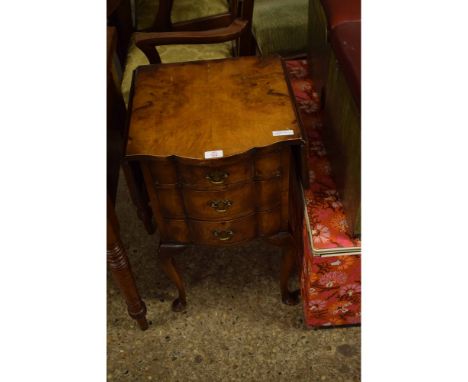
left=135, top=0, right=255, bottom=63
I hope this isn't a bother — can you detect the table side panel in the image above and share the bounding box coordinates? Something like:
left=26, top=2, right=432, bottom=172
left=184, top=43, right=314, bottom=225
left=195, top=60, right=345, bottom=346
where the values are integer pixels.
left=148, top=159, right=178, bottom=185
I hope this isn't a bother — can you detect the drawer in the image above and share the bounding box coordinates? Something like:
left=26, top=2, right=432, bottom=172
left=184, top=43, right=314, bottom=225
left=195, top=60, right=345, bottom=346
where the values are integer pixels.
left=255, top=178, right=282, bottom=210
left=149, top=147, right=288, bottom=188
left=254, top=148, right=284, bottom=179
left=257, top=208, right=282, bottom=236
left=183, top=182, right=255, bottom=220
left=190, top=214, right=257, bottom=246
left=178, top=159, right=253, bottom=189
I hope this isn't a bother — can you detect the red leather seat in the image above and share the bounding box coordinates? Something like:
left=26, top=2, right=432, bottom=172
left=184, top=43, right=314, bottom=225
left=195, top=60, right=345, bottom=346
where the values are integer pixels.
left=329, top=21, right=361, bottom=107
left=320, top=0, right=361, bottom=30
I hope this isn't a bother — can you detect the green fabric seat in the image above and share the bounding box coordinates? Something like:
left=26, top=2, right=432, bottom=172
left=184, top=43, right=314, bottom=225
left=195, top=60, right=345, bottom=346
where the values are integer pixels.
left=252, top=0, right=308, bottom=56
left=122, top=0, right=232, bottom=104
left=135, top=0, right=229, bottom=30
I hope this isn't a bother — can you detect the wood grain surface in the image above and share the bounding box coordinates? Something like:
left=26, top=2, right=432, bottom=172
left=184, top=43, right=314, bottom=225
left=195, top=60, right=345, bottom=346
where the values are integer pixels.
left=126, top=56, right=302, bottom=159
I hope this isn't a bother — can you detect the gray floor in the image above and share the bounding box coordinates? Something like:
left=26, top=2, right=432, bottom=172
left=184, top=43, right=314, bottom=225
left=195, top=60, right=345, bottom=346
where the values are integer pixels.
left=107, top=176, right=361, bottom=381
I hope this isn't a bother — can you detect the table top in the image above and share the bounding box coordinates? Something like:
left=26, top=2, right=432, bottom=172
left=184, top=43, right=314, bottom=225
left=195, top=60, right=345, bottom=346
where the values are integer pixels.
left=126, top=56, right=303, bottom=160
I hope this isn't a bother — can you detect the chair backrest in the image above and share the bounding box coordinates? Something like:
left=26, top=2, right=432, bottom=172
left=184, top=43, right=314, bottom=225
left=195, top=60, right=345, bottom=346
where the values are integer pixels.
left=108, top=0, right=134, bottom=65
left=134, top=0, right=255, bottom=64
left=137, top=0, right=250, bottom=32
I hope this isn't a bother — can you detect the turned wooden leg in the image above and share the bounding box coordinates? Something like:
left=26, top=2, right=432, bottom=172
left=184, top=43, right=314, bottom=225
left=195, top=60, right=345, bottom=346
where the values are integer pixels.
left=107, top=206, right=148, bottom=330
left=159, top=245, right=187, bottom=312
left=269, top=233, right=301, bottom=306
left=122, top=161, right=155, bottom=234
left=107, top=241, right=149, bottom=329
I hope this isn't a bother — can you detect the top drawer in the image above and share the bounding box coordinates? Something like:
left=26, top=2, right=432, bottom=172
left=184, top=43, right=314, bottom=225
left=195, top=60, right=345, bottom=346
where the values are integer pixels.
left=144, top=145, right=288, bottom=189
left=179, top=160, right=253, bottom=189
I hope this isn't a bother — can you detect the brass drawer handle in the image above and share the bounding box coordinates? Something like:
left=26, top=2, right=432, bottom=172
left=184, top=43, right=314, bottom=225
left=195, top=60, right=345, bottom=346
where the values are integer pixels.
left=208, top=199, right=233, bottom=213
left=206, top=170, right=229, bottom=184
left=213, top=229, right=234, bottom=241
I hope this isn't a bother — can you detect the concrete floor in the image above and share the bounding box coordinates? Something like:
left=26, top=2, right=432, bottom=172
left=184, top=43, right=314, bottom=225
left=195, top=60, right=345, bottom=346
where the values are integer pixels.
left=107, top=176, right=361, bottom=381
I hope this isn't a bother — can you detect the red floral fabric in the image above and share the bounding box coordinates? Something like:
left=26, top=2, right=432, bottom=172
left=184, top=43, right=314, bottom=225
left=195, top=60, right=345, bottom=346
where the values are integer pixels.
left=284, top=59, right=361, bottom=328
left=302, top=228, right=361, bottom=327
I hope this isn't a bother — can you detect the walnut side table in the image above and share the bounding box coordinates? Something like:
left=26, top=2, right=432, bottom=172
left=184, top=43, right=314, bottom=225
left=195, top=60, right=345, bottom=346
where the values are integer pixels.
left=125, top=56, right=305, bottom=312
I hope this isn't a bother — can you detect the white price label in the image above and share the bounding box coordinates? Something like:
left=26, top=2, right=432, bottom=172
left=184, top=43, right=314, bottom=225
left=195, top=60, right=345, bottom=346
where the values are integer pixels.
left=204, top=150, right=224, bottom=159
left=272, top=130, right=294, bottom=136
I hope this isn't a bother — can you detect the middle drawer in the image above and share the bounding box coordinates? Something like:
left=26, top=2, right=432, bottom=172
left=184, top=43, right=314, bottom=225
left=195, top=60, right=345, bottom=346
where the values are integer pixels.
left=183, top=182, right=255, bottom=220
left=155, top=178, right=282, bottom=220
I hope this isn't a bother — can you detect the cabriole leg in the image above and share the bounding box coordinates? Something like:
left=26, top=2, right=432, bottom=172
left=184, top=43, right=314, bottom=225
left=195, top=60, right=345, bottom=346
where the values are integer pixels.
left=269, top=233, right=301, bottom=305
left=159, top=245, right=187, bottom=312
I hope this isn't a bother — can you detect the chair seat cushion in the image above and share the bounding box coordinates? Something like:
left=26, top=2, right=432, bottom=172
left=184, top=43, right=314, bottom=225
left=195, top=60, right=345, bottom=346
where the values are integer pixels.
left=329, top=21, right=361, bottom=107
left=252, top=0, right=308, bottom=55
left=320, top=0, right=361, bottom=30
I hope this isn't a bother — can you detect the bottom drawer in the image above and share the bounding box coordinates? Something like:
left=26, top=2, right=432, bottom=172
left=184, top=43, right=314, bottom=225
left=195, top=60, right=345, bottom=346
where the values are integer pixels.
left=190, top=214, right=257, bottom=246
left=257, top=208, right=281, bottom=236
left=162, top=209, right=283, bottom=245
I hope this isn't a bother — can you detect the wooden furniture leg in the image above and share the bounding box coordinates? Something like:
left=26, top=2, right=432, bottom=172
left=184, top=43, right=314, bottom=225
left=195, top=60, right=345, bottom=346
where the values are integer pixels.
left=122, top=161, right=155, bottom=234
left=269, top=233, right=301, bottom=306
left=107, top=204, right=149, bottom=330
left=159, top=245, right=187, bottom=312
left=237, top=0, right=255, bottom=55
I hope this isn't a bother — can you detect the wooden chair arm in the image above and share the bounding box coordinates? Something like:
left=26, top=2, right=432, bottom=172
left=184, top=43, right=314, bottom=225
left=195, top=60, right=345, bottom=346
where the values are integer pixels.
left=134, top=18, right=248, bottom=63
left=171, top=13, right=234, bottom=31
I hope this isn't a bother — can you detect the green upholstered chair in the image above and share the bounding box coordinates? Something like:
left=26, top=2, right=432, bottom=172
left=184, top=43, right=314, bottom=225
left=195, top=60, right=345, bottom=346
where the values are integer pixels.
left=252, top=0, right=308, bottom=56
left=122, top=0, right=254, bottom=104
left=135, top=0, right=230, bottom=30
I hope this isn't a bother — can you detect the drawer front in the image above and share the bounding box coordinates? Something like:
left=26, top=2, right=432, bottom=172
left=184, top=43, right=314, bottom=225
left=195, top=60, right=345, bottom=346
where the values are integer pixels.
left=257, top=208, right=282, bottom=236
left=183, top=182, right=255, bottom=220
left=146, top=146, right=287, bottom=187
left=190, top=214, right=257, bottom=246
left=254, top=148, right=283, bottom=179
left=178, top=160, right=253, bottom=189
left=255, top=178, right=282, bottom=210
